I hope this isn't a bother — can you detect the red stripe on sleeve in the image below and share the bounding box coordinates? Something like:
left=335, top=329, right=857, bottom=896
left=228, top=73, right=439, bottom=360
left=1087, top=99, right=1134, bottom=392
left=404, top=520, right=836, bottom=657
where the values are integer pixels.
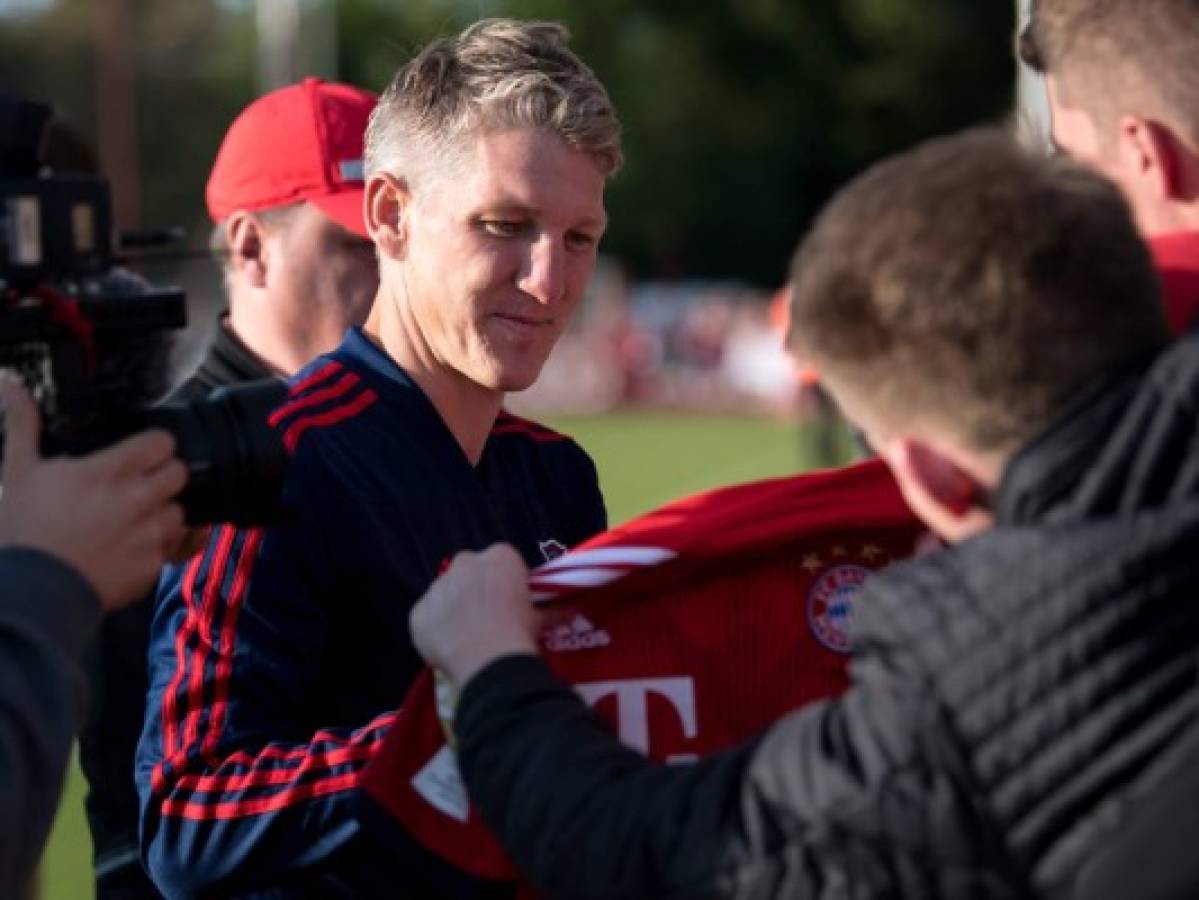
left=490, top=424, right=568, bottom=442
left=268, top=371, right=360, bottom=427
left=174, top=744, right=376, bottom=794
left=220, top=712, right=396, bottom=768
left=286, top=360, right=344, bottom=399
left=160, top=772, right=362, bottom=821
left=178, top=526, right=239, bottom=760
left=161, top=552, right=206, bottom=763
left=161, top=713, right=394, bottom=820
left=200, top=527, right=265, bottom=763
left=490, top=410, right=569, bottom=442
left=218, top=709, right=395, bottom=766
left=283, top=388, right=378, bottom=452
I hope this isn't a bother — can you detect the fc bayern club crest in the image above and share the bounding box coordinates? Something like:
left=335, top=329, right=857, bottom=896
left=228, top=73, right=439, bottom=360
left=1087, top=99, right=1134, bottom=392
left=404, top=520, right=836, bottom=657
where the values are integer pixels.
left=806, top=564, right=868, bottom=654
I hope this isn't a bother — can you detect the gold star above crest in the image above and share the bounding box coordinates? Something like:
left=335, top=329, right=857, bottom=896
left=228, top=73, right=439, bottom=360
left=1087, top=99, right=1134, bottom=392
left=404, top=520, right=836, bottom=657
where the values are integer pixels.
left=831, top=544, right=848, bottom=558
left=861, top=544, right=882, bottom=560
left=802, top=553, right=823, bottom=574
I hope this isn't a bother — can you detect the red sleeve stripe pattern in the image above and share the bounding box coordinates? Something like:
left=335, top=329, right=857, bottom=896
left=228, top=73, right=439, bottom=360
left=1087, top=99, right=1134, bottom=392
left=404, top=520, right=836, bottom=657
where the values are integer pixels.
left=490, top=410, right=570, bottom=443
left=200, top=526, right=266, bottom=761
left=160, top=715, right=395, bottom=821
left=158, top=539, right=217, bottom=772
left=151, top=526, right=394, bottom=819
left=267, top=370, right=358, bottom=427
left=282, top=358, right=345, bottom=402
left=220, top=713, right=395, bottom=769
left=153, top=525, right=260, bottom=794
left=282, top=389, right=377, bottom=453
left=172, top=713, right=394, bottom=793
left=183, top=526, right=248, bottom=762
left=158, top=719, right=393, bottom=821
left=267, top=361, right=379, bottom=454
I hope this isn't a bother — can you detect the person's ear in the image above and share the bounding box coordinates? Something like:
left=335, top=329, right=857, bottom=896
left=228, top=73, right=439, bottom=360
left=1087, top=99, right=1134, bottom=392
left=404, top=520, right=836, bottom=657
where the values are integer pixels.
left=366, top=172, right=409, bottom=261
left=225, top=211, right=270, bottom=289
left=881, top=436, right=994, bottom=543
left=1116, top=116, right=1186, bottom=203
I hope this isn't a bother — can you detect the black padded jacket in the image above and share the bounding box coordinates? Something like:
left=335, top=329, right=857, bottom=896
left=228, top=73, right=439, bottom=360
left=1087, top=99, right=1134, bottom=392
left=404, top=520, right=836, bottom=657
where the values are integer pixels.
left=454, top=333, right=1199, bottom=900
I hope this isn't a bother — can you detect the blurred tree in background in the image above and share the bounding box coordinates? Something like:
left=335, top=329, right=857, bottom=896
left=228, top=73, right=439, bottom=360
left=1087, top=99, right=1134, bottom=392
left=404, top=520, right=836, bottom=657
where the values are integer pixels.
left=0, top=0, right=1014, bottom=289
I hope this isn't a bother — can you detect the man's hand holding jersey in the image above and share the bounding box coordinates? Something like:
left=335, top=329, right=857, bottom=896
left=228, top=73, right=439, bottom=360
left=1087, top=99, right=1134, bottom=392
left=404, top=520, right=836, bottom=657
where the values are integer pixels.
left=410, top=543, right=540, bottom=689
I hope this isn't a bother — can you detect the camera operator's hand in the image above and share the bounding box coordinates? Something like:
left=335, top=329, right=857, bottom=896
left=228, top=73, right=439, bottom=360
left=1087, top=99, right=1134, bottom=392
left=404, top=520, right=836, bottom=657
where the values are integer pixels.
left=410, top=543, right=540, bottom=689
left=0, top=380, right=188, bottom=611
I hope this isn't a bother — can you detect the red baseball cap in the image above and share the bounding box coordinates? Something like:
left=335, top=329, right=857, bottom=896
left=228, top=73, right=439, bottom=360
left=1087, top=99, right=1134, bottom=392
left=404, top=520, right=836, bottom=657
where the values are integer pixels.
left=206, top=77, right=377, bottom=238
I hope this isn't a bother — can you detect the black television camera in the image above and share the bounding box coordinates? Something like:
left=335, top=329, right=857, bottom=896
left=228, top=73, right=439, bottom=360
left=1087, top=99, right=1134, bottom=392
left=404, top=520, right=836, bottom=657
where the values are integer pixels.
left=0, top=96, right=287, bottom=525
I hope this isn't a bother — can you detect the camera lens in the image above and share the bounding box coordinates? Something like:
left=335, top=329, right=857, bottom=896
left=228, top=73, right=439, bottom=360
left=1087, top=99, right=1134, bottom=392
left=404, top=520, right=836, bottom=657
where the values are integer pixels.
left=145, top=379, right=289, bottom=526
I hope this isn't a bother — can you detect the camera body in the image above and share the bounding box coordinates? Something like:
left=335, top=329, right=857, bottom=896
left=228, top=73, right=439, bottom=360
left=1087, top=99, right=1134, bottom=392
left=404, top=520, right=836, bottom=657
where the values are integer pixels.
left=0, top=102, right=288, bottom=526
left=1, top=171, right=183, bottom=449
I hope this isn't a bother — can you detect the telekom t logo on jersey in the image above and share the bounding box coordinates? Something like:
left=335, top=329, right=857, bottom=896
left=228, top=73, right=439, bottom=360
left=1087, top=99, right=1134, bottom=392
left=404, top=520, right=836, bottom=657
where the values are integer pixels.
left=576, top=677, right=698, bottom=763
left=411, top=676, right=700, bottom=824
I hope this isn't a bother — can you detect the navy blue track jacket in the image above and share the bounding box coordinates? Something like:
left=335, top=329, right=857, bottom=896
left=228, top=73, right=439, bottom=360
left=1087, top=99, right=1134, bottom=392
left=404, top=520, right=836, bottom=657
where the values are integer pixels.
left=135, top=328, right=606, bottom=897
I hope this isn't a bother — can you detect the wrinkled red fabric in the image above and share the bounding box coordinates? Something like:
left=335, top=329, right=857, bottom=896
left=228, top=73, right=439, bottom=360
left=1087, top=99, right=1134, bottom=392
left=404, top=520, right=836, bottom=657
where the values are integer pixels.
left=362, top=458, right=925, bottom=884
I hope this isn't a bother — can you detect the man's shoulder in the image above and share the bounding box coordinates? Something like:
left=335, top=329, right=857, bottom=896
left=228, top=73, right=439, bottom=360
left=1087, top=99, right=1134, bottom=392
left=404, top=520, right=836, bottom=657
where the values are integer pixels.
left=486, top=412, right=599, bottom=486
left=855, top=507, right=1199, bottom=666
left=486, top=410, right=604, bottom=538
left=165, top=364, right=229, bottom=404
left=488, top=410, right=592, bottom=466
left=272, top=356, right=383, bottom=457
left=858, top=524, right=1074, bottom=636
left=165, top=318, right=276, bottom=402
left=490, top=410, right=581, bottom=443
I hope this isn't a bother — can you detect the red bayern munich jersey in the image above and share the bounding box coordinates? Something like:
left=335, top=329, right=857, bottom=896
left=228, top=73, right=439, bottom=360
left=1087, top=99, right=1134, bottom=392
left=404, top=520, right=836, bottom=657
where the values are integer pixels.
left=362, top=457, right=927, bottom=883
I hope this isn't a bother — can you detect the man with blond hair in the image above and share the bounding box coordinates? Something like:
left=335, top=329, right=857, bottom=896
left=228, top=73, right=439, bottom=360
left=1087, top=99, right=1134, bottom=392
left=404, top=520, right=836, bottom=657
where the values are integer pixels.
left=136, top=19, right=619, bottom=896
left=1020, top=0, right=1199, bottom=333
left=411, top=128, right=1199, bottom=899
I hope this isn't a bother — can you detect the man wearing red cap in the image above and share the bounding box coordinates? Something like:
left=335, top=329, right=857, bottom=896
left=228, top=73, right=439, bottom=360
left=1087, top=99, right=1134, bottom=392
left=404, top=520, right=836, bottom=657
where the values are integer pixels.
left=1020, top=0, right=1199, bottom=335
left=195, top=75, right=379, bottom=389
left=79, top=77, right=377, bottom=899
left=136, top=20, right=620, bottom=897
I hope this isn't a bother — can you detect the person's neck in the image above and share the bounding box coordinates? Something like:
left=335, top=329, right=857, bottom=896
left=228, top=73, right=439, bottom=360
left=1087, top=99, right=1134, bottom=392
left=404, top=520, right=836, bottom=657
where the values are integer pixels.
left=363, top=290, right=502, bottom=467
left=227, top=296, right=302, bottom=377
left=1140, top=206, right=1199, bottom=238
left=1135, top=166, right=1199, bottom=237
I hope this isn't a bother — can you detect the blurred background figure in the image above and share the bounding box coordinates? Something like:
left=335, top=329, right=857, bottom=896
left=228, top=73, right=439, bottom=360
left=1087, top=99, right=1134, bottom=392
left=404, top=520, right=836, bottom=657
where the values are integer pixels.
left=769, top=282, right=847, bottom=467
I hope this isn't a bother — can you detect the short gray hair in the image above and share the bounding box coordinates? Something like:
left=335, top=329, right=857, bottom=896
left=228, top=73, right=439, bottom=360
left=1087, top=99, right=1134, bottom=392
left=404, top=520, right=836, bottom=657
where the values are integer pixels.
left=364, top=18, right=622, bottom=189
left=208, top=202, right=304, bottom=276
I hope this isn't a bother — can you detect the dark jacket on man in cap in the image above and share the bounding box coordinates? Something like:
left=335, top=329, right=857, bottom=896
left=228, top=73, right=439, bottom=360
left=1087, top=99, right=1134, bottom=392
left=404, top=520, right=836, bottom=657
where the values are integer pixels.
left=453, top=333, right=1199, bottom=900
left=79, top=318, right=275, bottom=898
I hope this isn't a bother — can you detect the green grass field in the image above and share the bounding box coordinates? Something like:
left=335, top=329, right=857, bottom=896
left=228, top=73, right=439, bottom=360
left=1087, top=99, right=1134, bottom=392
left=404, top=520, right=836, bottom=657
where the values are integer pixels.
left=38, top=411, right=850, bottom=899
